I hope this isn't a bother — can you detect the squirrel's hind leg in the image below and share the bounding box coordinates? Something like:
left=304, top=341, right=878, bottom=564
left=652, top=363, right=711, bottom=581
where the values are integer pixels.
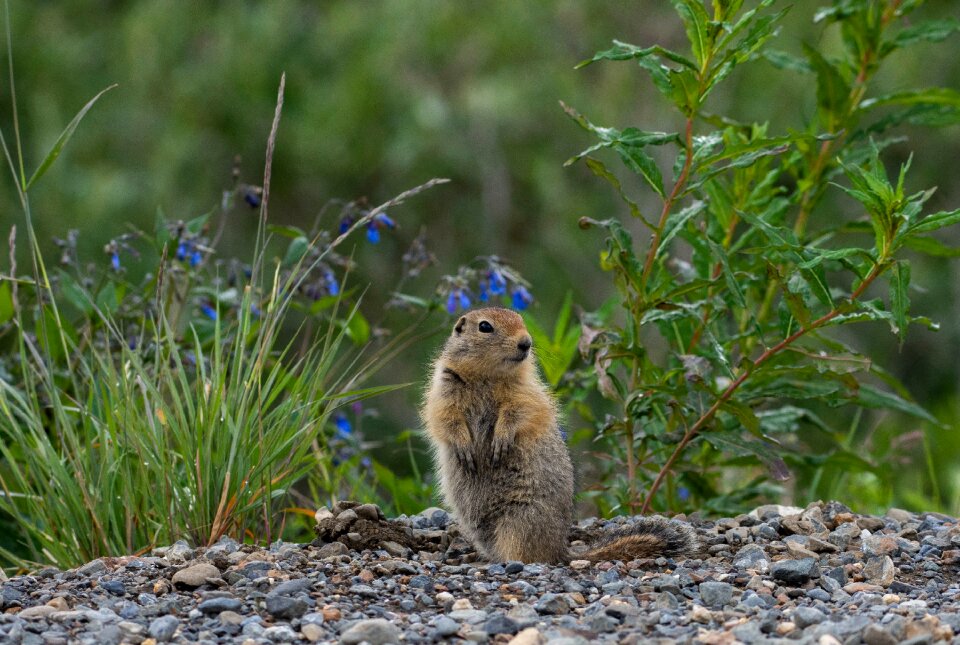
left=491, top=506, right=568, bottom=564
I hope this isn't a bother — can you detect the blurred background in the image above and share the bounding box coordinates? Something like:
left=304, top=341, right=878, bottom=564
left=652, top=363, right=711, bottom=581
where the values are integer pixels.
left=3, top=1, right=959, bottom=514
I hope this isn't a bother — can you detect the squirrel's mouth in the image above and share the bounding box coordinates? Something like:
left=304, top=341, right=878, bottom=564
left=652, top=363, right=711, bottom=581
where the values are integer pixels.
left=509, top=349, right=529, bottom=363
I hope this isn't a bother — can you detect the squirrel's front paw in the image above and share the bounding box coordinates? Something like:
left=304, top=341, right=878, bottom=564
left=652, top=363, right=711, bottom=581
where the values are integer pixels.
left=490, top=431, right=515, bottom=465
left=453, top=443, right=476, bottom=473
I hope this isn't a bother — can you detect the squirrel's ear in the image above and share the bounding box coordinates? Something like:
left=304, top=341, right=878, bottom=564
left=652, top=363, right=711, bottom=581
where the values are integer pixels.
left=454, top=317, right=467, bottom=334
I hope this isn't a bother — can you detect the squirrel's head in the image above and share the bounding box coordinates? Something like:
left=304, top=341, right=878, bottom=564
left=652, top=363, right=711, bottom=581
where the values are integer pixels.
left=442, top=307, right=535, bottom=379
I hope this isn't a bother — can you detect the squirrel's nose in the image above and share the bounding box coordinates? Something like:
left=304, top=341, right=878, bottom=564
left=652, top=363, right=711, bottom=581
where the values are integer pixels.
left=517, top=337, right=532, bottom=353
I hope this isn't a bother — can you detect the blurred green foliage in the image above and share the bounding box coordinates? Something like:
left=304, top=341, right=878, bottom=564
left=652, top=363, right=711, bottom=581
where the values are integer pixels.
left=2, top=0, right=960, bottom=525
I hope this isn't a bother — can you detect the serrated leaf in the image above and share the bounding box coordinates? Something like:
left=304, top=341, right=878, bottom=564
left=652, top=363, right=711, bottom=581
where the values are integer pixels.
left=614, top=143, right=665, bottom=198
left=658, top=200, right=707, bottom=257
left=859, top=87, right=960, bottom=111
left=760, top=49, right=813, bottom=73
left=855, top=384, right=938, bottom=424
left=903, top=208, right=960, bottom=236
left=702, top=432, right=791, bottom=481
left=25, top=85, right=117, bottom=192
left=672, top=0, right=711, bottom=68
left=903, top=235, right=960, bottom=257
left=803, top=44, right=850, bottom=129
left=882, top=18, right=960, bottom=56
left=583, top=157, right=653, bottom=229
left=889, top=260, right=910, bottom=346
left=576, top=40, right=698, bottom=70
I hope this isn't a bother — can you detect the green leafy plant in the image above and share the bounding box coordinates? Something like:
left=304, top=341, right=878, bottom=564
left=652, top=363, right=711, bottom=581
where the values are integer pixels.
left=566, top=0, right=960, bottom=515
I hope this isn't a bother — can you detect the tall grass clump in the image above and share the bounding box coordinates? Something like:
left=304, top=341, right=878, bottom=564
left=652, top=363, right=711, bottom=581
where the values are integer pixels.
left=0, top=51, right=447, bottom=571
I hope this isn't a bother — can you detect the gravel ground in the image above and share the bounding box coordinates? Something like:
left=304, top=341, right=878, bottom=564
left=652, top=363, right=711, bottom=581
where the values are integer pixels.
left=1, top=500, right=959, bottom=644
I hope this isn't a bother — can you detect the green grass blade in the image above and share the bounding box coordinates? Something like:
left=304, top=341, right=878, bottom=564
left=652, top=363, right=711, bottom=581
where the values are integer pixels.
left=23, top=84, right=116, bottom=192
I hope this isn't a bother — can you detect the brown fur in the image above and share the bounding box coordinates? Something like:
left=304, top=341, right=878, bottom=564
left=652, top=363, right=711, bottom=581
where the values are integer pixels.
left=422, top=307, right=697, bottom=564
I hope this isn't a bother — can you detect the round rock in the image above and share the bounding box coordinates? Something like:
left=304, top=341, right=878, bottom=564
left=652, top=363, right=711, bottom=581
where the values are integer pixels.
left=340, top=618, right=401, bottom=645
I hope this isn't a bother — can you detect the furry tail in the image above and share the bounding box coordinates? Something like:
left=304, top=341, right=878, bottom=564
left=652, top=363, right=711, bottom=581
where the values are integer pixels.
left=579, top=518, right=698, bottom=562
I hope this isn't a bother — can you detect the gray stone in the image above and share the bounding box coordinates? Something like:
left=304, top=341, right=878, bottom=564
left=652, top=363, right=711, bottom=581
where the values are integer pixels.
left=732, top=544, right=768, bottom=569
left=77, top=560, right=107, bottom=576
left=863, top=624, right=899, bottom=645
left=271, top=578, right=313, bottom=596
left=534, top=593, right=570, bottom=615
left=171, top=562, right=219, bottom=587
left=317, top=542, right=349, bottom=558
left=99, top=580, right=125, bottom=596
left=340, top=618, right=401, bottom=645
left=793, top=606, right=827, bottom=628
left=198, top=597, right=242, bottom=614
left=483, top=613, right=519, bottom=635
left=148, top=615, right=179, bottom=642
left=266, top=594, right=308, bottom=619
left=771, top=558, right=820, bottom=585
left=699, top=581, right=734, bottom=608
left=864, top=555, right=896, bottom=587
left=433, top=616, right=460, bottom=637
left=164, top=540, right=194, bottom=563
left=264, top=625, right=300, bottom=642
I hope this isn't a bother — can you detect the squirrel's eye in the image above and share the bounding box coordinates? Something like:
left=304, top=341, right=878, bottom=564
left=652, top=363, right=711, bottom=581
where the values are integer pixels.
left=478, top=321, right=494, bottom=333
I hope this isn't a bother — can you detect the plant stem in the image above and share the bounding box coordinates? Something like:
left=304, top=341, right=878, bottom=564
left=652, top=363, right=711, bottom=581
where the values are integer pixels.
left=640, top=118, right=694, bottom=290
left=640, top=261, right=885, bottom=513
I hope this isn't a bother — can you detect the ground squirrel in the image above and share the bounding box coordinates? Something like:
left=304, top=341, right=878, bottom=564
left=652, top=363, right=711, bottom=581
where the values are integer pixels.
left=422, top=306, right=697, bottom=564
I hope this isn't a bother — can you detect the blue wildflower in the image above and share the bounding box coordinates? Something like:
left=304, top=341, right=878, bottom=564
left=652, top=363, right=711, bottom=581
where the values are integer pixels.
left=511, top=285, right=532, bottom=311
left=459, top=290, right=471, bottom=310
left=374, top=213, right=395, bottom=229
left=339, top=216, right=353, bottom=234
left=559, top=426, right=568, bottom=441
left=366, top=221, right=381, bottom=244
left=360, top=457, right=372, bottom=469
left=200, top=303, right=217, bottom=320
left=176, top=241, right=189, bottom=261
left=190, top=249, right=203, bottom=267
left=351, top=401, right=363, bottom=414
left=478, top=281, right=489, bottom=302
left=678, top=486, right=690, bottom=502
left=446, top=291, right=458, bottom=314
left=334, top=414, right=352, bottom=439
left=110, top=253, right=121, bottom=271
left=243, top=186, right=262, bottom=208
left=488, top=270, right=507, bottom=295
left=325, top=270, right=340, bottom=296
left=250, top=304, right=262, bottom=318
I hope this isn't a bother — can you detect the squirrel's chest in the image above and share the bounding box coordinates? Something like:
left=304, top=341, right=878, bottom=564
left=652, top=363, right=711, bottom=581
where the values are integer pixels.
left=462, top=395, right=499, bottom=438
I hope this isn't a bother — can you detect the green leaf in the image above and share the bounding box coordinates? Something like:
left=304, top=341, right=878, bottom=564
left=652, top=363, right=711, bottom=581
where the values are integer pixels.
left=658, top=200, right=707, bottom=257
left=702, top=432, right=791, bottom=481
left=583, top=157, right=653, bottom=229
left=859, top=87, right=960, bottom=111
left=855, top=384, right=938, bottom=424
left=282, top=236, right=310, bottom=267
left=889, top=260, right=910, bottom=347
left=760, top=49, right=813, bottom=73
left=903, top=236, right=960, bottom=257
left=903, top=208, right=960, bottom=236
left=268, top=225, right=308, bottom=239
left=345, top=310, right=370, bottom=346
left=882, top=18, right=960, bottom=56
left=803, top=44, right=850, bottom=129
left=615, top=143, right=665, bottom=198
left=671, top=0, right=711, bottom=68
left=577, top=40, right=698, bottom=71
left=0, top=279, right=13, bottom=324
left=24, top=84, right=117, bottom=192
